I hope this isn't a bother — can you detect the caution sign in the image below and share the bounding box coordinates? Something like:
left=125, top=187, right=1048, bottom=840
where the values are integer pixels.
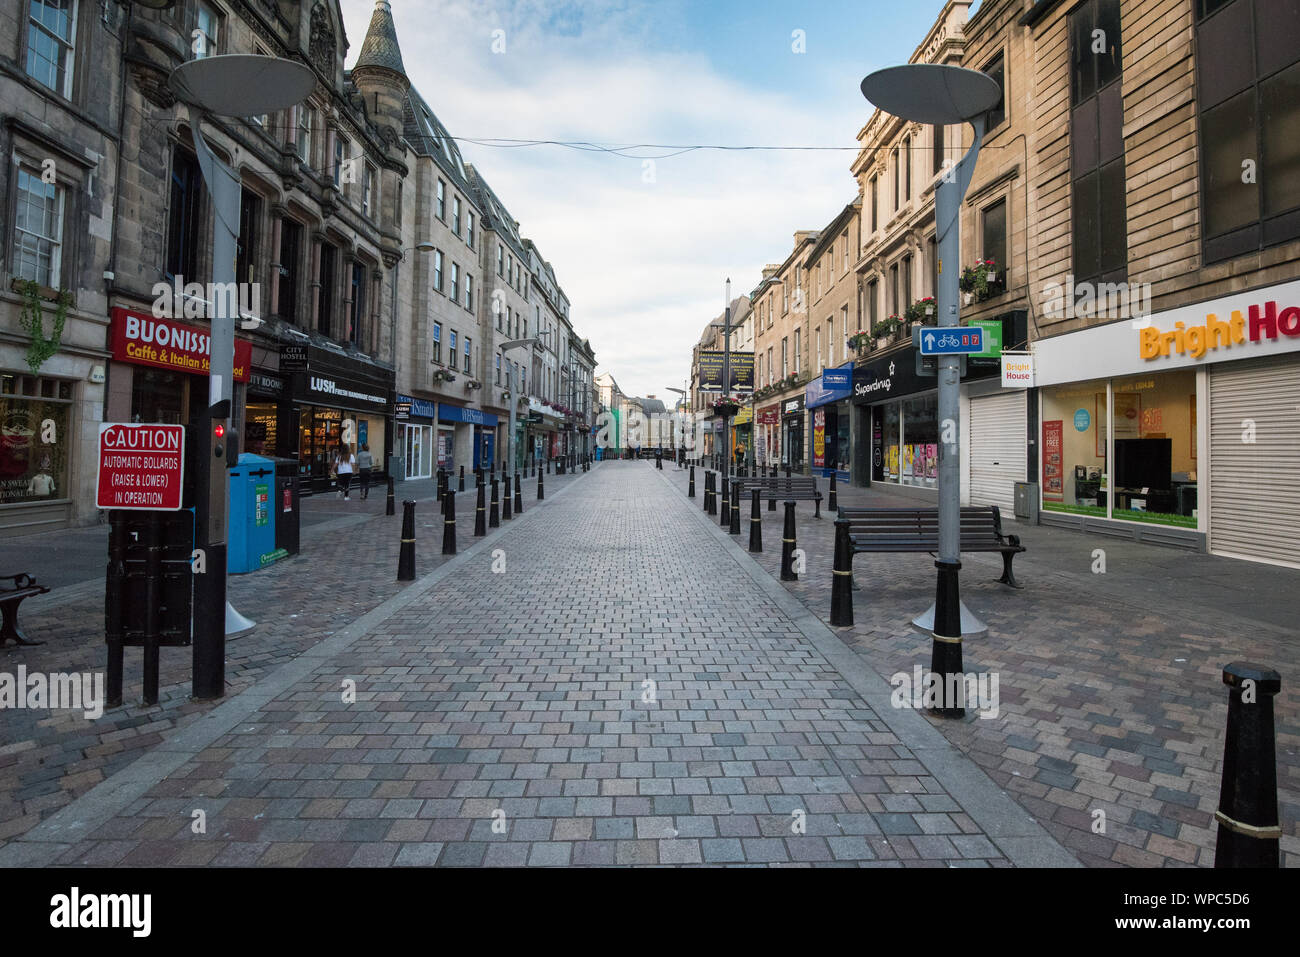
left=96, top=423, right=186, bottom=511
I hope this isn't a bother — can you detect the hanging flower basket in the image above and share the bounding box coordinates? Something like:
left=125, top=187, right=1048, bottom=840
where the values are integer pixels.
left=959, top=260, right=1004, bottom=301
left=712, top=397, right=741, bottom=419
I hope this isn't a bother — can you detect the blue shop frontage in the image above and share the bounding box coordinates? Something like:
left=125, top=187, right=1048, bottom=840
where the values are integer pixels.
left=395, top=395, right=497, bottom=480
left=807, top=362, right=854, bottom=482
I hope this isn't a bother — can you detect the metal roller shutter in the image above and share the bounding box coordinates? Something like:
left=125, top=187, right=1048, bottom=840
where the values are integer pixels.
left=1209, top=355, right=1300, bottom=567
left=969, top=391, right=1026, bottom=514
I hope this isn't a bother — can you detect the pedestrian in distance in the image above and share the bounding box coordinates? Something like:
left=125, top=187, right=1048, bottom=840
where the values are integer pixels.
left=356, top=442, right=374, bottom=500
left=334, top=443, right=355, bottom=500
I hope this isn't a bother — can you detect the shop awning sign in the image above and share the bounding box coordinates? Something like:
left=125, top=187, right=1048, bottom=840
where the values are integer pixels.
left=110, top=308, right=251, bottom=382
left=96, top=423, right=185, bottom=511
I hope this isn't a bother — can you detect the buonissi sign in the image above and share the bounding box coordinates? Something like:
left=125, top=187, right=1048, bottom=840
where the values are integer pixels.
left=110, top=308, right=251, bottom=382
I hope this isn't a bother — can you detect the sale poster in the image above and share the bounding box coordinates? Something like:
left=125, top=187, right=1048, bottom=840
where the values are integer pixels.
left=1043, top=420, right=1064, bottom=501
left=812, top=409, right=825, bottom=468
left=925, top=444, right=937, bottom=479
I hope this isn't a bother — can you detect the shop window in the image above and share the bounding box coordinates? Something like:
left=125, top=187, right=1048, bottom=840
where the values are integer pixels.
left=130, top=368, right=185, bottom=425
left=0, top=375, right=72, bottom=504
left=901, top=395, right=938, bottom=488
left=26, top=0, right=78, bottom=98
left=1197, top=0, right=1300, bottom=260
left=12, top=163, right=67, bottom=288
left=243, top=402, right=278, bottom=456
left=166, top=146, right=203, bottom=283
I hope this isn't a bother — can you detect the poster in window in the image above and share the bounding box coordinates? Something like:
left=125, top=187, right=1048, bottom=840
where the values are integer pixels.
left=812, top=408, right=825, bottom=468
left=1043, top=419, right=1064, bottom=501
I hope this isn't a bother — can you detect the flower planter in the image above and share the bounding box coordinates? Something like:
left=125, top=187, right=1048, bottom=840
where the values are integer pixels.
left=713, top=403, right=740, bottom=419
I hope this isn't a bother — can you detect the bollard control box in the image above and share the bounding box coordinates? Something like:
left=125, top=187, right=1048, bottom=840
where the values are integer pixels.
left=228, top=453, right=280, bottom=573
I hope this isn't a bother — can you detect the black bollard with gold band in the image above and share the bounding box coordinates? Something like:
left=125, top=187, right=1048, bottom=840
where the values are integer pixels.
left=688, top=466, right=695, bottom=498
left=514, top=472, right=524, bottom=514
left=830, top=519, right=854, bottom=626
left=397, top=500, right=417, bottom=581
left=538, top=468, right=545, bottom=501
left=720, top=475, right=731, bottom=528
left=441, top=489, right=457, bottom=555
left=1215, top=662, right=1282, bottom=867
left=458, top=465, right=465, bottom=492
left=489, top=478, right=500, bottom=527
left=828, top=472, right=838, bottom=512
left=502, top=474, right=513, bottom=520
left=704, top=472, right=713, bottom=515
left=474, top=481, right=487, bottom=536
left=748, top=487, right=762, bottom=552
left=385, top=475, right=396, bottom=516
left=729, top=480, right=741, bottom=535
left=929, top=559, right=964, bottom=718
left=779, top=501, right=797, bottom=581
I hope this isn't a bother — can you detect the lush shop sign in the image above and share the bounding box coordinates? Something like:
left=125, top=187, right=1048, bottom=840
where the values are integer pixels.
left=111, top=308, right=251, bottom=382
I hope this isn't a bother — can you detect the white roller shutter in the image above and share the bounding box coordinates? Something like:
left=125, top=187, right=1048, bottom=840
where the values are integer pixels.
left=1209, top=355, right=1300, bottom=567
left=969, top=391, right=1026, bottom=514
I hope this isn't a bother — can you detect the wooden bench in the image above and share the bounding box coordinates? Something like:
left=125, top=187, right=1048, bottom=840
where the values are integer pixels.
left=734, top=475, right=824, bottom=517
left=828, top=506, right=1025, bottom=626
left=0, top=573, right=50, bottom=647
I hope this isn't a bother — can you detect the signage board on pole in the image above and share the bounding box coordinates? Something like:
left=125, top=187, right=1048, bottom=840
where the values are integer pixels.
left=96, top=423, right=186, bottom=511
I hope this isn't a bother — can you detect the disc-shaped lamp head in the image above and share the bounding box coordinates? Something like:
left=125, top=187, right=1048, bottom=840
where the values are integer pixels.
left=860, top=64, right=1002, bottom=125
left=169, top=54, right=317, bottom=117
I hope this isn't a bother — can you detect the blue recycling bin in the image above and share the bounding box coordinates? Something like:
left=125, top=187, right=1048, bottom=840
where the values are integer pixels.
left=227, top=453, right=278, bottom=574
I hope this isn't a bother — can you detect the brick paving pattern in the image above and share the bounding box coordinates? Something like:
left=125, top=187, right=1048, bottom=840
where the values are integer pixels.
left=25, top=461, right=1012, bottom=867
left=663, top=461, right=1300, bottom=868
left=0, top=466, right=581, bottom=846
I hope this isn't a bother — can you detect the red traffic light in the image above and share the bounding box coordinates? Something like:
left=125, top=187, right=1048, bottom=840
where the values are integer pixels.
left=214, top=423, right=225, bottom=438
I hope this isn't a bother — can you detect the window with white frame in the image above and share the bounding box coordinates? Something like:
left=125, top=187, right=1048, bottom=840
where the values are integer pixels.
left=452, top=196, right=461, bottom=235
left=194, top=2, right=220, bottom=59
left=436, top=180, right=445, bottom=220
left=12, top=162, right=66, bottom=288
left=464, top=273, right=473, bottom=311
left=432, top=322, right=442, bottom=363
left=333, top=136, right=346, bottom=188
left=433, top=249, right=443, bottom=292
left=27, top=0, right=78, bottom=97
left=466, top=211, right=474, bottom=249
left=450, top=262, right=459, bottom=302
left=464, top=336, right=472, bottom=373
left=296, top=106, right=313, bottom=166
left=362, top=164, right=375, bottom=217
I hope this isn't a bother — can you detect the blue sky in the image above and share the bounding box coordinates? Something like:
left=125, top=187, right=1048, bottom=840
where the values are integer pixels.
left=340, top=0, right=960, bottom=399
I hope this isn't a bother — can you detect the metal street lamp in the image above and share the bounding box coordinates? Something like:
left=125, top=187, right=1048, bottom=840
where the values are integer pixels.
left=860, top=63, right=1001, bottom=716
left=166, top=54, right=316, bottom=700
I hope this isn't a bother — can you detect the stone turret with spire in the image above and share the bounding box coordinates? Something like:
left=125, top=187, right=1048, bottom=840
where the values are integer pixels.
left=351, top=0, right=409, bottom=146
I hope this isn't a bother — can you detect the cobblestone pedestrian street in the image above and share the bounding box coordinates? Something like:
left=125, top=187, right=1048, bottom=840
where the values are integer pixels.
left=0, top=462, right=1067, bottom=867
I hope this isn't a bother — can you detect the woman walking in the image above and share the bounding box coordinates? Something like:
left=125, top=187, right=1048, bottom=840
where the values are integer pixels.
left=335, top=443, right=356, bottom=500
left=356, top=442, right=373, bottom=499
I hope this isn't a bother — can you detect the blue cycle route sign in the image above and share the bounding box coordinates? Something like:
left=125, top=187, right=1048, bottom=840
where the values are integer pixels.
left=918, top=327, right=985, bottom=355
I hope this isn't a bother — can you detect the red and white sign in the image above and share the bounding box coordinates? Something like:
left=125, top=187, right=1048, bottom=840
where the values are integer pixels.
left=110, top=308, right=251, bottom=382
left=96, top=423, right=186, bottom=511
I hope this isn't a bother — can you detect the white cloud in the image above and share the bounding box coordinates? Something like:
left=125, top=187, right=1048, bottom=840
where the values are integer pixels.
left=341, top=0, right=863, bottom=398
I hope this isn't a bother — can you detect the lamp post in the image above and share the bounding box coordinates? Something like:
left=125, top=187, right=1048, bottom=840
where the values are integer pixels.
left=860, top=64, right=1001, bottom=715
left=166, top=54, right=315, bottom=700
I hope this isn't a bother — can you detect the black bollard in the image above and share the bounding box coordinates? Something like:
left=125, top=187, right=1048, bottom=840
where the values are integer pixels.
left=442, top=489, right=457, bottom=555
left=538, top=468, right=545, bottom=501
left=476, top=468, right=483, bottom=488
left=929, top=559, right=965, bottom=718
left=490, top=478, right=500, bottom=527
left=458, top=465, right=465, bottom=492
left=830, top=519, right=854, bottom=626
left=780, top=501, right=797, bottom=582
left=1215, top=662, right=1282, bottom=867
left=829, top=472, right=838, bottom=512
left=502, top=474, right=513, bottom=520
left=785, top=463, right=791, bottom=478
left=385, top=475, right=396, bottom=516
left=720, top=475, right=731, bottom=528
left=748, top=487, right=762, bottom=552
left=436, top=468, right=446, bottom=503
left=474, top=481, right=487, bottom=536
left=398, top=500, right=417, bottom=581
left=703, top=472, right=713, bottom=514
left=514, top=472, right=524, bottom=514
left=729, top=480, right=741, bottom=535
left=688, top=466, right=696, bottom=498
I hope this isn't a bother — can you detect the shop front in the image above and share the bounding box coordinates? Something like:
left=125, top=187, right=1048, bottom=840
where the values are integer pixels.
left=731, top=405, right=753, bottom=467
left=756, top=404, right=779, bottom=468
left=780, top=395, right=805, bottom=473
left=1033, top=279, right=1300, bottom=564
left=242, top=371, right=285, bottom=458
left=853, top=352, right=937, bottom=491
left=438, top=403, right=498, bottom=474
left=807, top=363, right=853, bottom=482
left=288, top=345, right=392, bottom=493
left=395, top=395, right=436, bottom=480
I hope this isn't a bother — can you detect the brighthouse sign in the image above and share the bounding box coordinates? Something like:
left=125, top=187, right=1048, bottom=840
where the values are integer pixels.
left=1139, top=299, right=1300, bottom=361
left=96, top=424, right=185, bottom=510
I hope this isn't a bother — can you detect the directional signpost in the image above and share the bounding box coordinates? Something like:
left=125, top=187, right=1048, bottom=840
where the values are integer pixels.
left=918, top=326, right=984, bottom=355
